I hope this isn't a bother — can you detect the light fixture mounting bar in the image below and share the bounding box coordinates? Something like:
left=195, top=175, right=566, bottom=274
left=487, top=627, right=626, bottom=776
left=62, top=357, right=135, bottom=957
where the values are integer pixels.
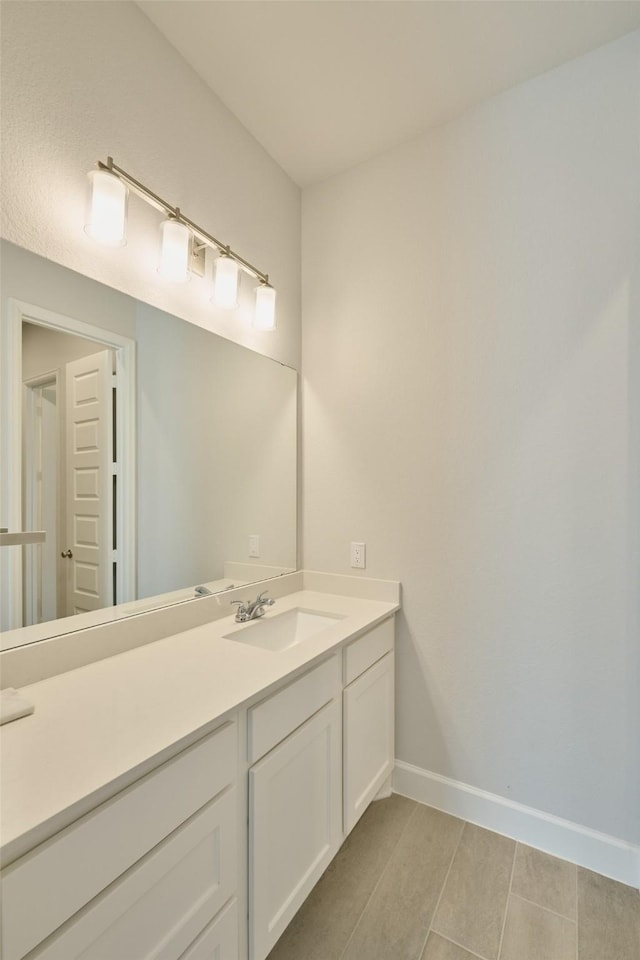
left=97, top=157, right=270, bottom=285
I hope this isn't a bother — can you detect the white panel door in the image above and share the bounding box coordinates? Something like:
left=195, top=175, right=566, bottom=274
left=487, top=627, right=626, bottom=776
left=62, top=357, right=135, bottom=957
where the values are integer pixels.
left=249, top=700, right=342, bottom=960
left=64, top=350, right=113, bottom=615
left=343, top=651, right=395, bottom=835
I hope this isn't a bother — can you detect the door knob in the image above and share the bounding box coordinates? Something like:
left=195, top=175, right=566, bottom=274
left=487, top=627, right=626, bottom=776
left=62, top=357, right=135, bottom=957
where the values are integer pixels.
left=60, top=549, right=73, bottom=559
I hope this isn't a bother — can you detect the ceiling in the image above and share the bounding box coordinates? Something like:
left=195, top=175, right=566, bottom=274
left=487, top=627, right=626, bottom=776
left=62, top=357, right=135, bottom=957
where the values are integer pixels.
left=137, top=1, right=640, bottom=186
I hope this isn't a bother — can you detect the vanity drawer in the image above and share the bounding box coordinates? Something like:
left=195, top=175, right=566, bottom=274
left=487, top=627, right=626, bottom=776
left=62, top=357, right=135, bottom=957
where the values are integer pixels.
left=25, top=789, right=237, bottom=960
left=248, top=654, right=341, bottom=763
left=179, top=898, right=238, bottom=960
left=1, top=721, right=237, bottom=960
left=343, top=617, right=394, bottom=685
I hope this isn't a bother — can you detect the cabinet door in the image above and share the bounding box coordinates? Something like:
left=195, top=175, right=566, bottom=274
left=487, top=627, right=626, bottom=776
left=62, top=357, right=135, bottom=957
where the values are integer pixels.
left=343, top=651, right=394, bottom=835
left=249, top=700, right=342, bottom=960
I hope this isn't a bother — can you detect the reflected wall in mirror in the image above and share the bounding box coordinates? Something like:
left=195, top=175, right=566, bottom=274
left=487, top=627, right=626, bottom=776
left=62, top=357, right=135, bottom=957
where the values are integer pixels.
left=0, top=240, right=298, bottom=649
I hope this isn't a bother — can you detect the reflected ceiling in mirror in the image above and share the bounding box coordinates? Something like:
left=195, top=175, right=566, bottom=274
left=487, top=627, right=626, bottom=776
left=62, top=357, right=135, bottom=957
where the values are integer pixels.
left=0, top=240, right=298, bottom=650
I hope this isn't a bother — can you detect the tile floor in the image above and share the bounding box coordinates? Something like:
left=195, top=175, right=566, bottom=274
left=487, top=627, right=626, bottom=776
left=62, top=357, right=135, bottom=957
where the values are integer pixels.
left=267, top=794, right=640, bottom=960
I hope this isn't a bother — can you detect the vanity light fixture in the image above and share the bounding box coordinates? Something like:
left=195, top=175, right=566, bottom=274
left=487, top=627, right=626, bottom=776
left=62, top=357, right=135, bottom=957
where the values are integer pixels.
left=84, top=167, right=128, bottom=246
left=254, top=281, right=277, bottom=331
left=213, top=250, right=240, bottom=308
left=85, top=157, right=276, bottom=327
left=158, top=215, right=191, bottom=283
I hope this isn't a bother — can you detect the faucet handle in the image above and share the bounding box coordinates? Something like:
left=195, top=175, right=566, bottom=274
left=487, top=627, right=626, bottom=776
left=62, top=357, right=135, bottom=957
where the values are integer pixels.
left=231, top=598, right=251, bottom=622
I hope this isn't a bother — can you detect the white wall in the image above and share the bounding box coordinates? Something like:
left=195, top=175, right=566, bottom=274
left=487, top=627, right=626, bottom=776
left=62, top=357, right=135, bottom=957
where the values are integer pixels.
left=22, top=324, right=106, bottom=381
left=302, top=31, right=640, bottom=847
left=0, top=1, right=300, bottom=368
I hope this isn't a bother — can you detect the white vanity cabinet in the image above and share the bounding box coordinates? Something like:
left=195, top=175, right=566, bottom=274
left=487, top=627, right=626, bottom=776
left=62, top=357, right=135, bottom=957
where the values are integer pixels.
left=1, top=721, right=240, bottom=960
left=343, top=618, right=395, bottom=835
left=247, top=617, right=395, bottom=960
left=247, top=655, right=342, bottom=960
left=0, top=600, right=397, bottom=960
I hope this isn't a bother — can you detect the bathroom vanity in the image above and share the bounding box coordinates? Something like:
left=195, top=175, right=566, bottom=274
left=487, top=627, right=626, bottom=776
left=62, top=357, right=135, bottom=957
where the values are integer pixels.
left=0, top=573, right=399, bottom=960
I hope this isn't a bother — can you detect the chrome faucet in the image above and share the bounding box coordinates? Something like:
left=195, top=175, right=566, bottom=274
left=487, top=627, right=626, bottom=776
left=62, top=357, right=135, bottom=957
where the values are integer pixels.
left=194, top=584, right=235, bottom=598
left=194, top=585, right=214, bottom=597
left=232, top=590, right=275, bottom=623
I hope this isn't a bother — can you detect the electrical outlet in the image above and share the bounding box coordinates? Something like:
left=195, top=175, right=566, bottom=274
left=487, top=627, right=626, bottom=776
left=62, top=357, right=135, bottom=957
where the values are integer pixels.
left=249, top=534, right=260, bottom=558
left=350, top=542, right=366, bottom=569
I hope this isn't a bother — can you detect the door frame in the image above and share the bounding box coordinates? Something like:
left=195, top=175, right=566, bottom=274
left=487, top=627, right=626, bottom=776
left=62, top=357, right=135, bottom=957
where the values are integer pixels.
left=1, top=299, right=136, bottom=630
left=23, top=371, right=59, bottom=626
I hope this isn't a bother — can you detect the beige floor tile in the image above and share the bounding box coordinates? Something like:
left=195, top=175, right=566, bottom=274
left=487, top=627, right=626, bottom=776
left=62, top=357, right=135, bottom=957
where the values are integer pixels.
left=432, top=823, right=515, bottom=960
left=577, top=867, right=640, bottom=960
left=268, top=796, right=639, bottom=960
left=421, top=932, right=482, bottom=960
left=341, top=803, right=464, bottom=960
left=500, top=894, right=576, bottom=960
left=511, top=843, right=576, bottom=919
left=267, top=794, right=416, bottom=960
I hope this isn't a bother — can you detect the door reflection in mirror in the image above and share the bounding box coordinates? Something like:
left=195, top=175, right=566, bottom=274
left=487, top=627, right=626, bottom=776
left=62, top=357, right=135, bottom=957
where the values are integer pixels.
left=21, top=323, right=117, bottom=626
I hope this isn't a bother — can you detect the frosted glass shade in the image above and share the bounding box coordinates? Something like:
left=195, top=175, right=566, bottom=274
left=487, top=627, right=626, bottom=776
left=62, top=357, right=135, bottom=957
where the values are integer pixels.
left=213, top=255, right=239, bottom=308
left=158, top=219, right=191, bottom=282
left=84, top=169, right=127, bottom=246
left=254, top=284, right=277, bottom=330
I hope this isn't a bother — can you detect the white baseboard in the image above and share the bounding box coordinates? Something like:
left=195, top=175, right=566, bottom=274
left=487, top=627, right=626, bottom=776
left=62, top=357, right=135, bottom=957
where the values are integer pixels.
left=393, top=760, right=639, bottom=890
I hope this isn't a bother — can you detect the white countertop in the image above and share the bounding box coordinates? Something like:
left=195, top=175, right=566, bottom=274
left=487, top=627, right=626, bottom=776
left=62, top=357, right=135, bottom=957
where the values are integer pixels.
left=0, top=589, right=398, bottom=866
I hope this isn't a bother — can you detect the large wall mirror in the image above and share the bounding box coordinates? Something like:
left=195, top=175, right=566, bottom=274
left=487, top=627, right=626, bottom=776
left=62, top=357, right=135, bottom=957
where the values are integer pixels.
left=0, top=240, right=297, bottom=650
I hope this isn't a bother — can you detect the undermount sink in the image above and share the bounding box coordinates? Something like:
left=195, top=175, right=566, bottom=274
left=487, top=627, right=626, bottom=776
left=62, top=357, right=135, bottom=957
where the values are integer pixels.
left=223, top=607, right=345, bottom=652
